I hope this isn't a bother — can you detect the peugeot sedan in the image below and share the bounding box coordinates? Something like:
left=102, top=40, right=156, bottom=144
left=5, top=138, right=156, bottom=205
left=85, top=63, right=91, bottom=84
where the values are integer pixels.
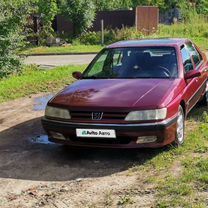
left=42, top=39, right=208, bottom=148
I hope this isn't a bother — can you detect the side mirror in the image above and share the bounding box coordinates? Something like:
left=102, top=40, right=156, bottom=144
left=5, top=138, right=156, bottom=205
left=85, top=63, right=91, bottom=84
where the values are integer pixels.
left=72, top=71, right=82, bottom=80
left=185, top=70, right=201, bottom=80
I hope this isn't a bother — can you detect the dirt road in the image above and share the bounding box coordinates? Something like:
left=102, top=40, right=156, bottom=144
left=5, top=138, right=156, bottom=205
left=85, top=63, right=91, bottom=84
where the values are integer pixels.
left=0, top=94, right=157, bottom=208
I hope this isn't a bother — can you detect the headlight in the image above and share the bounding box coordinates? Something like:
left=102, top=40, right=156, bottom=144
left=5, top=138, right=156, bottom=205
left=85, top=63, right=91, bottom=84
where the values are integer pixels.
left=45, top=106, right=71, bottom=119
left=125, top=108, right=167, bottom=121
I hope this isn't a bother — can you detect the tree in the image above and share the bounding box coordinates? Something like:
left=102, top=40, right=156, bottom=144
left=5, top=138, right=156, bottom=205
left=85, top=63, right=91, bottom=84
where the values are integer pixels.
left=93, top=0, right=132, bottom=11
left=37, top=0, right=58, bottom=38
left=0, top=0, right=33, bottom=78
left=131, top=0, right=166, bottom=9
left=60, top=0, right=96, bottom=37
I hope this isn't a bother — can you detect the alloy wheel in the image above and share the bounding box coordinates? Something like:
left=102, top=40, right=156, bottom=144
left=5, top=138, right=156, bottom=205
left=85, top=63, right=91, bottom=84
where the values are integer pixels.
left=175, top=106, right=185, bottom=146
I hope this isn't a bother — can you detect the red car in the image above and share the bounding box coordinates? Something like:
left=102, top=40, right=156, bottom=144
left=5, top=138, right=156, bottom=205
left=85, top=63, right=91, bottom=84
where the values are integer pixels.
left=42, top=39, right=208, bottom=148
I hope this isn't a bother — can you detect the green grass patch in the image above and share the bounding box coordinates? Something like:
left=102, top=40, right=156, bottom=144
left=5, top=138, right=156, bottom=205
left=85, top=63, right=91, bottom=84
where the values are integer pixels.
left=21, top=45, right=103, bottom=55
left=0, top=64, right=86, bottom=103
left=154, top=24, right=208, bottom=50
left=127, top=105, right=208, bottom=208
left=156, top=115, right=208, bottom=207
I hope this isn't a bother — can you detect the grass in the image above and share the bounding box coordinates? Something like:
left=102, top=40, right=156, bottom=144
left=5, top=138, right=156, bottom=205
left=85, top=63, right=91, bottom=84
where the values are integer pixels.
left=0, top=64, right=86, bottom=103
left=21, top=45, right=103, bottom=56
left=128, top=106, right=208, bottom=208
left=155, top=24, right=208, bottom=50
left=150, top=14, right=208, bottom=50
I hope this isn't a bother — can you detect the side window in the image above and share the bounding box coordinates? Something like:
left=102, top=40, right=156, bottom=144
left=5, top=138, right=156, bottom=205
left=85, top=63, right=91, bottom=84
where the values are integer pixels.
left=181, top=46, right=194, bottom=73
left=186, top=43, right=202, bottom=67
left=86, top=49, right=124, bottom=78
left=87, top=50, right=108, bottom=76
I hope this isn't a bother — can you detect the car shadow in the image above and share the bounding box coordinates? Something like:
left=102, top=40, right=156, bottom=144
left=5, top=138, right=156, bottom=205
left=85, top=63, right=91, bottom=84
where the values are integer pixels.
left=186, top=103, right=208, bottom=122
left=0, top=117, right=166, bottom=182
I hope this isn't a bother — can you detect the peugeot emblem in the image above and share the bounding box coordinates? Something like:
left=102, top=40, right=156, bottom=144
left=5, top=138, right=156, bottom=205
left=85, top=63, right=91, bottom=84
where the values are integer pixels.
left=92, top=112, right=103, bottom=120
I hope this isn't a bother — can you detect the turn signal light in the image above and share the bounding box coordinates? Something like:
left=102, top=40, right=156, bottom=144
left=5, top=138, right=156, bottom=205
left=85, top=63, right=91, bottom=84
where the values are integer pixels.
left=136, top=136, right=157, bottom=144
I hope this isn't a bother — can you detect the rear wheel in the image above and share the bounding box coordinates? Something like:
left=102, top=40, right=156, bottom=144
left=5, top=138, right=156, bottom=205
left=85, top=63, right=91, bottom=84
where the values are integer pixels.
left=173, top=106, right=185, bottom=147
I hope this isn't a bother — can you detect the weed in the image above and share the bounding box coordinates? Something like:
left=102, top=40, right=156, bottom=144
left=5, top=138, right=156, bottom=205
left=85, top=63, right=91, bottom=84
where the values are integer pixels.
left=117, top=195, right=134, bottom=206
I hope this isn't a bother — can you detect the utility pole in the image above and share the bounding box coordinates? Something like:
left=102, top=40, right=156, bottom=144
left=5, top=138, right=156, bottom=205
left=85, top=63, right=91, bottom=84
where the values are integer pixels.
left=101, top=19, right=104, bottom=45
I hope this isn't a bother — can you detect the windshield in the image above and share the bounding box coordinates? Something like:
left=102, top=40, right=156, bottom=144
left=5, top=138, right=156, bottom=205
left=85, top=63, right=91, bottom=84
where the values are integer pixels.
left=83, top=47, right=178, bottom=79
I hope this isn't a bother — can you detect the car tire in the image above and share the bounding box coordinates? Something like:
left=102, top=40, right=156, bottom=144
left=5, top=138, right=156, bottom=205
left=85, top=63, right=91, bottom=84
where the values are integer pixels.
left=172, top=106, right=185, bottom=147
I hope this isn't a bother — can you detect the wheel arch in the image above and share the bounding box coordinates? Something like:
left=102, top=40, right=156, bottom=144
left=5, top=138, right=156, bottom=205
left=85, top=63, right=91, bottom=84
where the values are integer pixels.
left=179, top=100, right=186, bottom=117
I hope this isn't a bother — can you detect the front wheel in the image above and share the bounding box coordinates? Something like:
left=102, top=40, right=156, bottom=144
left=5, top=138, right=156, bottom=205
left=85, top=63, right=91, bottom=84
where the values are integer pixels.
left=173, top=106, right=185, bottom=147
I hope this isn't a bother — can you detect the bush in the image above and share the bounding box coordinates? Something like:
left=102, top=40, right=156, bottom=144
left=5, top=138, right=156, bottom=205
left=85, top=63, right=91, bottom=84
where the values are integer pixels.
left=0, top=0, right=32, bottom=78
left=60, top=0, right=96, bottom=37
left=79, top=27, right=145, bottom=45
left=37, top=0, right=58, bottom=42
left=79, top=31, right=101, bottom=45
left=76, top=9, right=208, bottom=46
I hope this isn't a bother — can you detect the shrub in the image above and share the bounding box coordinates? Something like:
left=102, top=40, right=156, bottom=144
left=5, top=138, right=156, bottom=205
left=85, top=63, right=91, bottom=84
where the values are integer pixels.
left=37, top=0, right=58, bottom=41
left=60, top=0, right=96, bottom=37
left=79, top=27, right=145, bottom=45
left=0, top=0, right=32, bottom=78
left=76, top=8, right=208, bottom=46
left=79, top=31, right=101, bottom=45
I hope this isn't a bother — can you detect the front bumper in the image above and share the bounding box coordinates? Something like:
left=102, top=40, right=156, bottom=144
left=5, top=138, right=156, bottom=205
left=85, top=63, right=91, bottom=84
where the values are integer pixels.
left=41, top=116, right=177, bottom=148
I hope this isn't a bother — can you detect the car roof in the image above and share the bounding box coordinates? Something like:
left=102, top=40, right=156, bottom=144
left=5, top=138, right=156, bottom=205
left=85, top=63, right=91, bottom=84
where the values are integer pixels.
left=107, top=38, right=190, bottom=48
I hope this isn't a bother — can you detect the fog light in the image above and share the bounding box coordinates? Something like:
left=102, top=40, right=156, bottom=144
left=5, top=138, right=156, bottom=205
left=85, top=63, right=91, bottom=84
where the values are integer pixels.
left=50, top=131, right=66, bottom=140
left=136, top=136, right=157, bottom=144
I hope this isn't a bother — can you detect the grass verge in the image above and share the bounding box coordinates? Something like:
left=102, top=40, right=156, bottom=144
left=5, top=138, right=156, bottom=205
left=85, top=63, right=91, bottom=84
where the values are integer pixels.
left=0, top=65, right=86, bottom=103
left=21, top=45, right=102, bottom=56
left=128, top=106, right=208, bottom=208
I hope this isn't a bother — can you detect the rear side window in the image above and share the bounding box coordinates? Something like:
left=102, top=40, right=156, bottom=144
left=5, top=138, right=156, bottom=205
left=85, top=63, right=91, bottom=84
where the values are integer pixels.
left=186, top=43, right=202, bottom=67
left=181, top=46, right=194, bottom=73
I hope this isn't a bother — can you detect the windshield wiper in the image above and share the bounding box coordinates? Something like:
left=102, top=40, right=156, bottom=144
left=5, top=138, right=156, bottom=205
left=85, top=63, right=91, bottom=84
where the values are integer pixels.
left=82, top=75, right=98, bottom=79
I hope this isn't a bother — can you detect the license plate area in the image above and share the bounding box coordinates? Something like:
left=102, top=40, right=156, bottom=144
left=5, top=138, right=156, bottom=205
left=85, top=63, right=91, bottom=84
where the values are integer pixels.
left=76, top=129, right=116, bottom=138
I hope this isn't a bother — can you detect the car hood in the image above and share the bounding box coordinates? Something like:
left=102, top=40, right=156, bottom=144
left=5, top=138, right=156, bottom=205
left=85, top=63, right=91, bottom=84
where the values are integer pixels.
left=50, top=79, right=181, bottom=110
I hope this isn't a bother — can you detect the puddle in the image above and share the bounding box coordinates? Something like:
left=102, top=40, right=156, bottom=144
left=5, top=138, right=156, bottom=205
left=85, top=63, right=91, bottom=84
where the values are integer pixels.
left=33, top=94, right=54, bottom=111
left=31, top=135, right=54, bottom=145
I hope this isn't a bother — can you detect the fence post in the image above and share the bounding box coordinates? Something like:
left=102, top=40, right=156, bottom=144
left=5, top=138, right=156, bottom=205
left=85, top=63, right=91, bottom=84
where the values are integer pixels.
left=101, top=19, right=104, bottom=45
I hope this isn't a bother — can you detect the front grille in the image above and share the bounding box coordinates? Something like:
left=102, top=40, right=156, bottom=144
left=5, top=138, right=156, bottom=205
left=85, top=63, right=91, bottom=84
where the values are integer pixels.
left=70, top=111, right=127, bottom=120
